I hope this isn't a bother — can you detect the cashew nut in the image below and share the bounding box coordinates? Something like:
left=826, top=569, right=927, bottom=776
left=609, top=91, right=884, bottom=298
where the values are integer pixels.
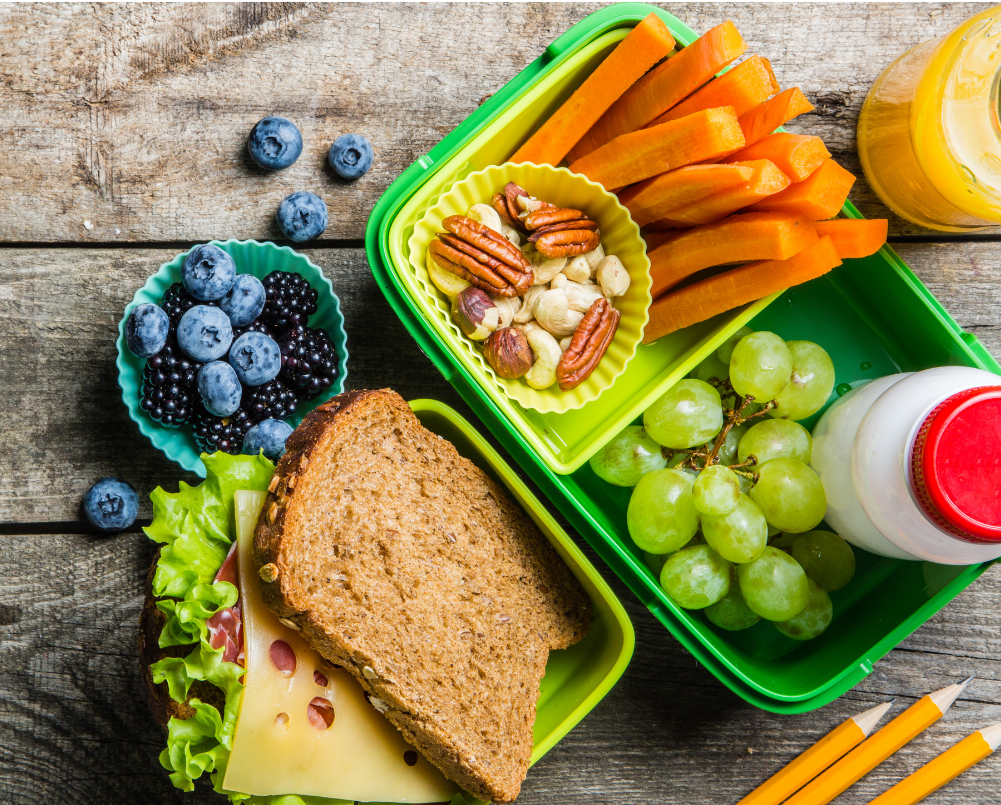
left=426, top=248, right=470, bottom=299
left=597, top=255, right=631, bottom=297
left=563, top=255, right=591, bottom=283
left=551, top=272, right=567, bottom=291
left=562, top=279, right=606, bottom=312
left=491, top=295, right=521, bottom=329
left=501, top=224, right=521, bottom=247
left=466, top=203, right=504, bottom=234
left=559, top=336, right=573, bottom=353
left=583, top=242, right=606, bottom=274
left=526, top=248, right=567, bottom=285
left=524, top=326, right=562, bottom=390
left=534, top=288, right=585, bottom=338
left=513, top=285, right=544, bottom=324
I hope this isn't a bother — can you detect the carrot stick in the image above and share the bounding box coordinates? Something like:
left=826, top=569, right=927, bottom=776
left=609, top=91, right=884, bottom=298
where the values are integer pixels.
left=739, top=87, right=814, bottom=147
left=567, top=21, right=747, bottom=163
left=644, top=231, right=677, bottom=251
left=621, top=163, right=757, bottom=226
left=721, top=133, right=830, bottom=182
left=648, top=211, right=818, bottom=298
left=747, top=159, right=856, bottom=219
left=511, top=13, right=675, bottom=166
left=647, top=56, right=779, bottom=128
left=653, top=159, right=790, bottom=226
left=570, top=107, right=745, bottom=190
left=813, top=219, right=888, bottom=258
left=643, top=236, right=842, bottom=342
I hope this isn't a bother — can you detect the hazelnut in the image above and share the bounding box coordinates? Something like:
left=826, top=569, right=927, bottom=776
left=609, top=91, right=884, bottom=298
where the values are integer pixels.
left=451, top=288, right=500, bottom=340
left=483, top=327, right=533, bottom=378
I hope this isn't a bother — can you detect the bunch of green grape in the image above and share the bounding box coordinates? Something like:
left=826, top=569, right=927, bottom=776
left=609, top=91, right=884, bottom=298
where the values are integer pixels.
left=591, top=327, right=854, bottom=641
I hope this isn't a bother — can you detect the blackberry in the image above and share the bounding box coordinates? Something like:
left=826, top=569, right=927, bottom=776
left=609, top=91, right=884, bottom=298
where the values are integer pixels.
left=232, top=318, right=275, bottom=341
left=160, top=283, right=200, bottom=330
left=278, top=326, right=338, bottom=399
left=139, top=340, right=201, bottom=427
left=260, top=271, right=318, bottom=331
left=190, top=405, right=254, bottom=455
left=245, top=379, right=298, bottom=422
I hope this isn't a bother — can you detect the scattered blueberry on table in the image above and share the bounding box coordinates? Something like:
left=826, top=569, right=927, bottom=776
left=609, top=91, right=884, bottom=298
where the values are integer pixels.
left=83, top=478, right=138, bottom=533
left=276, top=191, right=328, bottom=242
left=181, top=244, right=236, bottom=301
left=229, top=331, right=282, bottom=386
left=244, top=418, right=294, bottom=460
left=247, top=116, right=303, bottom=171
left=177, top=305, right=234, bottom=362
left=125, top=303, right=169, bottom=358
left=328, top=133, right=373, bottom=180
left=220, top=274, right=267, bottom=327
left=197, top=361, right=243, bottom=416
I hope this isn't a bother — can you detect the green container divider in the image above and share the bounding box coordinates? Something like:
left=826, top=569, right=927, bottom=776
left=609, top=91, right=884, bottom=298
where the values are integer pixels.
left=408, top=400, right=634, bottom=765
left=369, top=5, right=1000, bottom=712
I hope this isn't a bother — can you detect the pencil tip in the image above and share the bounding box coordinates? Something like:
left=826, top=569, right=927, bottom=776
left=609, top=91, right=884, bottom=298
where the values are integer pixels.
left=928, top=677, right=974, bottom=714
left=852, top=700, right=895, bottom=736
left=979, top=723, right=1001, bottom=752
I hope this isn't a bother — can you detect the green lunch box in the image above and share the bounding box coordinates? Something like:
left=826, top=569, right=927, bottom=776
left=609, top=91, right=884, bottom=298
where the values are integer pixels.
left=367, top=4, right=1001, bottom=713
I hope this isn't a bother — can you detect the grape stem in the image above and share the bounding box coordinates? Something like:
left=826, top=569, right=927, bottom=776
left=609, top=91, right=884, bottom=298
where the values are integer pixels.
left=662, top=380, right=776, bottom=481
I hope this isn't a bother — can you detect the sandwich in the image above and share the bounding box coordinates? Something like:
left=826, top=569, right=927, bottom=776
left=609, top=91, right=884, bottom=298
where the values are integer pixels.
left=140, top=389, right=592, bottom=804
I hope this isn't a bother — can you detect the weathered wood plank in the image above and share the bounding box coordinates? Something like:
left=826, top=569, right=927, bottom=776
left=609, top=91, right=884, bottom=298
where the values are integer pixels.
left=0, top=531, right=996, bottom=805
left=0, top=3, right=995, bottom=243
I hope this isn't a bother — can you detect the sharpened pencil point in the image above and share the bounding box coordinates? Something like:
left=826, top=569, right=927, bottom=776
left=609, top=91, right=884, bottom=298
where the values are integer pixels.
left=980, top=723, right=1001, bottom=752
left=929, top=677, right=974, bottom=714
left=852, top=700, right=895, bottom=737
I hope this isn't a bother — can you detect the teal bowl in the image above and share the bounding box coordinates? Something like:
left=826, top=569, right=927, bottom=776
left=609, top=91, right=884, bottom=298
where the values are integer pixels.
left=117, top=240, right=349, bottom=477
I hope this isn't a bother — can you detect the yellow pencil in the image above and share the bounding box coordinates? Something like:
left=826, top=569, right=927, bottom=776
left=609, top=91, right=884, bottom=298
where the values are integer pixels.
left=868, top=722, right=1001, bottom=805
left=736, top=701, right=894, bottom=805
left=783, top=677, right=973, bottom=805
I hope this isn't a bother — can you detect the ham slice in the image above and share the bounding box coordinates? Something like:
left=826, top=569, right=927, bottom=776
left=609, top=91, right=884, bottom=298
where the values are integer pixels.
left=208, top=541, right=244, bottom=665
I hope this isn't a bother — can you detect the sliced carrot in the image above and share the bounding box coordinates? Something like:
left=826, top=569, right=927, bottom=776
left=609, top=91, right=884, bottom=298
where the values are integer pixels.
left=655, top=160, right=790, bottom=226
left=643, top=236, right=842, bottom=342
left=567, top=21, right=747, bottom=163
left=510, top=13, right=675, bottom=166
left=721, top=133, right=830, bottom=182
left=621, top=163, right=756, bottom=226
left=813, top=218, right=888, bottom=258
left=647, top=56, right=779, bottom=128
left=738, top=87, right=814, bottom=147
left=747, top=159, right=856, bottom=219
left=570, top=107, right=745, bottom=190
left=643, top=231, right=677, bottom=251
left=648, top=211, right=818, bottom=298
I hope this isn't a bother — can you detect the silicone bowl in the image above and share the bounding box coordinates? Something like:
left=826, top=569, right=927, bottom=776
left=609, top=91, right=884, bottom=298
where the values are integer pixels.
left=117, top=240, right=349, bottom=477
left=407, top=163, right=651, bottom=414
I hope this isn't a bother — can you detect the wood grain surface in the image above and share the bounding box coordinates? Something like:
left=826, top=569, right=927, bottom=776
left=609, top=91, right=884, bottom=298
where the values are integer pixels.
left=1, top=4, right=1001, bottom=805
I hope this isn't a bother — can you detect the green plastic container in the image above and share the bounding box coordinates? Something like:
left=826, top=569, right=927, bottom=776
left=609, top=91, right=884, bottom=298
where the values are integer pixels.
left=408, top=400, right=634, bottom=766
left=368, top=4, right=1000, bottom=712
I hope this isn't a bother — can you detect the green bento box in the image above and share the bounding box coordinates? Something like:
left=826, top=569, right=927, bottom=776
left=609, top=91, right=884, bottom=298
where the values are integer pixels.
left=366, top=3, right=1001, bottom=713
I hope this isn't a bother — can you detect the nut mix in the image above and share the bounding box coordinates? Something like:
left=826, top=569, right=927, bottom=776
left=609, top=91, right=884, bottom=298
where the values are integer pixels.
left=427, top=182, right=629, bottom=391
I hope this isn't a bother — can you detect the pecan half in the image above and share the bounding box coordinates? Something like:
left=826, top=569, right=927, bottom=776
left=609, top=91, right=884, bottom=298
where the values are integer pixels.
left=535, top=228, right=601, bottom=259
left=527, top=219, right=599, bottom=242
left=524, top=207, right=588, bottom=231
left=429, top=215, right=533, bottom=297
left=556, top=298, right=620, bottom=390
left=492, top=193, right=520, bottom=230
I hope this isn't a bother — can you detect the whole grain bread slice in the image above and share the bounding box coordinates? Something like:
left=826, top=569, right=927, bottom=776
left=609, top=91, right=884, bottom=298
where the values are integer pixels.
left=254, top=389, right=592, bottom=803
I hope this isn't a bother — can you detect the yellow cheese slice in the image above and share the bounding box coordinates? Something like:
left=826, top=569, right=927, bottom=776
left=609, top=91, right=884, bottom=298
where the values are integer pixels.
left=223, top=490, right=458, bottom=803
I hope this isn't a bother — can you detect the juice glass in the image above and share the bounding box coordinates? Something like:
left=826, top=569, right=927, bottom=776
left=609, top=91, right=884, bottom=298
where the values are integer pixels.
left=858, top=6, right=1001, bottom=231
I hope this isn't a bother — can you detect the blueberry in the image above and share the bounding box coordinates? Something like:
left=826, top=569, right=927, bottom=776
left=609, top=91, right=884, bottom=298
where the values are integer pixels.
left=328, top=133, right=373, bottom=180
left=228, top=331, right=281, bottom=386
left=125, top=303, right=169, bottom=358
left=182, top=244, right=236, bottom=301
left=244, top=418, right=294, bottom=460
left=177, top=305, right=233, bottom=362
left=83, top=478, right=138, bottom=533
left=276, top=191, right=328, bottom=242
left=220, top=274, right=267, bottom=327
left=247, top=117, right=303, bottom=171
left=197, top=361, right=242, bottom=417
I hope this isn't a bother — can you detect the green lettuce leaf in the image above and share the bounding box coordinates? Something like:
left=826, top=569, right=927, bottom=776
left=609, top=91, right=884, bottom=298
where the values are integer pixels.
left=157, top=581, right=239, bottom=647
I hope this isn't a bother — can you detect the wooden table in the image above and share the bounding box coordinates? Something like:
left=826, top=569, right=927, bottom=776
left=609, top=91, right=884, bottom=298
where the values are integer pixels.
left=1, top=3, right=999, bottom=803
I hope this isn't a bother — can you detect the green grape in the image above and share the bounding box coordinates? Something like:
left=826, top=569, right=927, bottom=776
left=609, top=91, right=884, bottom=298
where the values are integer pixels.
left=589, top=425, right=667, bottom=486
left=705, top=584, right=762, bottom=631
left=791, top=531, right=856, bottom=592
left=627, top=468, right=700, bottom=553
left=770, top=531, right=795, bottom=550
left=688, top=351, right=730, bottom=385
left=643, top=550, right=671, bottom=576
left=717, top=326, right=754, bottom=365
left=737, top=546, right=809, bottom=621
left=644, top=380, right=723, bottom=449
left=729, top=331, right=793, bottom=402
left=737, top=472, right=754, bottom=495
left=717, top=423, right=750, bottom=465
left=770, top=341, right=836, bottom=421
left=750, top=458, right=827, bottom=533
left=738, top=419, right=813, bottom=467
left=774, top=580, right=833, bottom=640
left=693, top=465, right=741, bottom=516
left=768, top=523, right=782, bottom=538
left=702, top=494, right=768, bottom=563
left=660, top=544, right=732, bottom=609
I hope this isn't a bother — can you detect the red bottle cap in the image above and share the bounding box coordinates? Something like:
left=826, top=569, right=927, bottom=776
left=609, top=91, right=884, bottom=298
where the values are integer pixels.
left=911, top=386, right=1001, bottom=543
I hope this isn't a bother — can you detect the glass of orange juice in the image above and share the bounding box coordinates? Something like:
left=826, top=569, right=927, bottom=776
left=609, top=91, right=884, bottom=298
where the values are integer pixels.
left=858, top=6, right=1001, bottom=231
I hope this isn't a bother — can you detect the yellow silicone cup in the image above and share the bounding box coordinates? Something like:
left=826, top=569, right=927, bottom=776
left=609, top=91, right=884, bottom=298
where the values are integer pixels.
left=406, top=163, right=651, bottom=414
